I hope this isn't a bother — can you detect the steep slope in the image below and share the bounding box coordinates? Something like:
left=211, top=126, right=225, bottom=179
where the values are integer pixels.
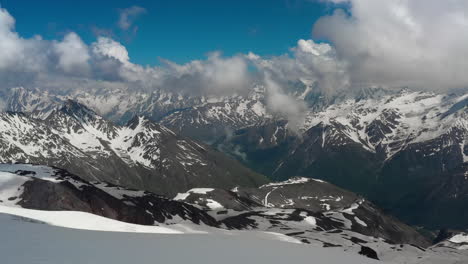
left=0, top=101, right=267, bottom=196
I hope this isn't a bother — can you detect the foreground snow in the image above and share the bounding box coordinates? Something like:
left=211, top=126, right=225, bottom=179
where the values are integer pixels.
left=0, top=205, right=182, bottom=234
left=0, top=211, right=381, bottom=264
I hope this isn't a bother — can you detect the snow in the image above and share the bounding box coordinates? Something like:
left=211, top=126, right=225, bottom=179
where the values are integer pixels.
left=0, top=212, right=381, bottom=264
left=300, top=211, right=317, bottom=226
left=355, top=216, right=368, bottom=227
left=312, top=178, right=326, bottom=183
left=0, top=172, right=29, bottom=206
left=0, top=164, right=60, bottom=181
left=189, top=188, right=215, bottom=194
left=205, top=199, right=224, bottom=210
left=260, top=177, right=311, bottom=188
left=461, top=140, right=468, bottom=163
left=93, top=183, right=147, bottom=200
left=341, top=201, right=362, bottom=215
left=450, top=233, right=468, bottom=244
left=263, top=187, right=278, bottom=207
left=174, top=192, right=191, bottom=201
left=301, top=90, right=468, bottom=159
left=0, top=205, right=181, bottom=234
left=173, top=188, right=215, bottom=201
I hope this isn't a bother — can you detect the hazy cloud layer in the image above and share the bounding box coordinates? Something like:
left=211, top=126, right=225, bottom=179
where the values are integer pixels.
left=314, top=0, right=468, bottom=90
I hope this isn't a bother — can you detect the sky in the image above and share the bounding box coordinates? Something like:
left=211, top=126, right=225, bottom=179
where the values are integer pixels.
left=1, top=0, right=335, bottom=65
left=0, top=0, right=468, bottom=122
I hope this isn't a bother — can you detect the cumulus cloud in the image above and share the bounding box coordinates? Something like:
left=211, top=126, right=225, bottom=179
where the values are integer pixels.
left=0, top=7, right=22, bottom=69
left=161, top=52, right=251, bottom=96
left=0, top=6, right=345, bottom=125
left=314, top=0, right=468, bottom=90
left=92, top=37, right=130, bottom=64
left=53, top=32, right=90, bottom=75
left=5, top=1, right=468, bottom=126
left=118, top=6, right=146, bottom=31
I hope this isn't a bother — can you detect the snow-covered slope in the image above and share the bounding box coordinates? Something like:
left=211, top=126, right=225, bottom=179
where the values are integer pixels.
left=301, top=89, right=468, bottom=158
left=0, top=206, right=183, bottom=234
left=0, top=212, right=385, bottom=264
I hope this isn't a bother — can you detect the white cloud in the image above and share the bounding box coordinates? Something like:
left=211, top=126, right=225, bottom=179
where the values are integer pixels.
left=250, top=39, right=350, bottom=95
left=264, top=74, right=307, bottom=130
left=92, top=37, right=130, bottom=64
left=314, top=0, right=468, bottom=90
left=160, top=52, right=251, bottom=95
left=0, top=8, right=24, bottom=69
left=53, top=32, right=90, bottom=74
left=118, top=6, right=146, bottom=31
left=4, top=1, right=468, bottom=127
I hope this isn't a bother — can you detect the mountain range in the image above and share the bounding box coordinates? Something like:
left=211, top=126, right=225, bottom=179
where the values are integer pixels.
left=2, top=84, right=468, bottom=262
left=0, top=99, right=266, bottom=196
left=3, top=85, right=468, bottom=229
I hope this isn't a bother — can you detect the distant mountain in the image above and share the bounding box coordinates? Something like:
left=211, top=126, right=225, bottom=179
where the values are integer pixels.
left=215, top=89, right=468, bottom=229
left=0, top=100, right=267, bottom=196
left=4, top=85, right=468, bottom=230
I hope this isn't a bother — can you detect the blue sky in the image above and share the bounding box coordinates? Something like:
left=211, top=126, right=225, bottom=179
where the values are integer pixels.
left=1, top=0, right=334, bottom=65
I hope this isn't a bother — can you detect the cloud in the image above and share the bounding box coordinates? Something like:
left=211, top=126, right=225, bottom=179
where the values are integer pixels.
left=0, top=6, right=344, bottom=126
left=160, top=52, right=251, bottom=96
left=11, top=1, right=468, bottom=127
left=314, top=0, right=468, bottom=90
left=264, top=74, right=307, bottom=130
left=249, top=39, right=350, bottom=95
left=0, top=7, right=22, bottom=69
left=118, top=6, right=146, bottom=31
left=53, top=32, right=90, bottom=75
left=92, top=37, right=130, bottom=64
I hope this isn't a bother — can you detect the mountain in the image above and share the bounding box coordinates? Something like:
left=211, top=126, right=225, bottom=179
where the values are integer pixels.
left=4, top=86, right=468, bottom=230
left=3, top=86, right=273, bottom=143
left=0, top=100, right=267, bottom=196
left=2, top=163, right=467, bottom=263
left=215, top=89, right=468, bottom=229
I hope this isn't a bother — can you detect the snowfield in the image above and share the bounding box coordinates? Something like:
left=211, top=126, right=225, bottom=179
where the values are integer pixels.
left=0, top=210, right=381, bottom=264
left=0, top=205, right=182, bottom=234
